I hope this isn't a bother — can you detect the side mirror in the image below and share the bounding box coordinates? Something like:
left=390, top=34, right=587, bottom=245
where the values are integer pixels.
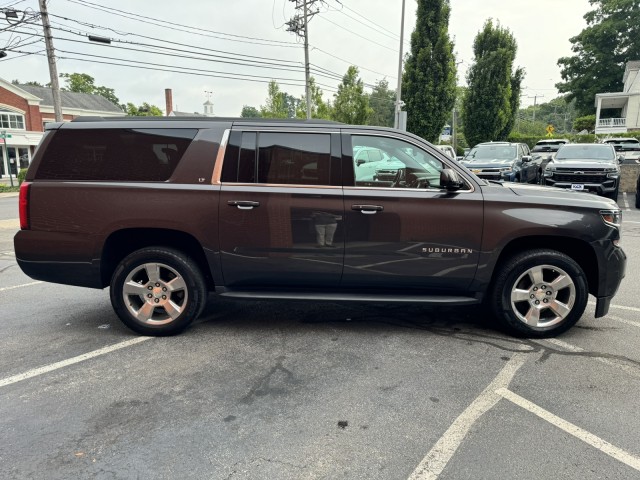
left=440, top=168, right=464, bottom=191
left=356, top=159, right=365, bottom=166
left=618, top=155, right=625, bottom=164
left=522, top=155, right=532, bottom=163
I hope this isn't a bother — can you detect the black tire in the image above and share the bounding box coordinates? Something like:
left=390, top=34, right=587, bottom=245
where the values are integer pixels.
left=636, top=194, right=640, bottom=209
left=489, top=249, right=588, bottom=338
left=110, top=247, right=207, bottom=336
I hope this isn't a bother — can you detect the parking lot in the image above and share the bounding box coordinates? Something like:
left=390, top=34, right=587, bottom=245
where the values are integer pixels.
left=1, top=192, right=640, bottom=479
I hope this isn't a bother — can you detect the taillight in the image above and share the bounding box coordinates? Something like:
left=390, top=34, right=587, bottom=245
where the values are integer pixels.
left=19, top=181, right=31, bottom=230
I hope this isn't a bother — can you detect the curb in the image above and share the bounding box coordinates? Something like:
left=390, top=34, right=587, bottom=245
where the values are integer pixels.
left=0, top=193, right=19, bottom=198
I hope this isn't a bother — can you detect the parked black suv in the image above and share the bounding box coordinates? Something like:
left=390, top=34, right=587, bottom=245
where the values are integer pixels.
left=14, top=118, right=626, bottom=338
left=543, top=143, right=622, bottom=200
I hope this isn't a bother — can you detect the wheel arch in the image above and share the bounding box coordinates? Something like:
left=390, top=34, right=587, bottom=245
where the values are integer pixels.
left=490, top=236, right=598, bottom=296
left=100, top=228, right=214, bottom=290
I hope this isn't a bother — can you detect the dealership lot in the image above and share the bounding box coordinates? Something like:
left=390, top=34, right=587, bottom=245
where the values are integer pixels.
left=1, top=193, right=640, bottom=479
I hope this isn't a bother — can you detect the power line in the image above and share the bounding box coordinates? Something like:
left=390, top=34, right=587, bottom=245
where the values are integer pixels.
left=332, top=0, right=408, bottom=45
left=315, top=15, right=396, bottom=52
left=64, top=0, right=300, bottom=48
left=327, top=1, right=409, bottom=47
left=310, top=45, right=396, bottom=80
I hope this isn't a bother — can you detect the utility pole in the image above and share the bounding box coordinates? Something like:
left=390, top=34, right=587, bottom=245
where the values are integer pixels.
left=394, top=0, right=406, bottom=129
left=529, top=94, right=544, bottom=124
left=287, top=0, right=320, bottom=120
left=38, top=0, right=63, bottom=122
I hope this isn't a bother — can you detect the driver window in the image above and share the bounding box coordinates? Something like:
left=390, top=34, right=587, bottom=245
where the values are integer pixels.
left=351, top=135, right=444, bottom=189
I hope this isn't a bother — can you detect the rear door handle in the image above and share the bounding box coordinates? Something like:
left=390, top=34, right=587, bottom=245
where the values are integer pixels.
left=228, top=200, right=260, bottom=210
left=351, top=204, right=383, bottom=215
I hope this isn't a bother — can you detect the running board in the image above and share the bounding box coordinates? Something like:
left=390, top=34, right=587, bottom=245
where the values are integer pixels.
left=218, top=290, right=480, bottom=305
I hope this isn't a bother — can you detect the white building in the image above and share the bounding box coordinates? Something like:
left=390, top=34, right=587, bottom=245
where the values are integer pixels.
left=594, top=60, right=640, bottom=134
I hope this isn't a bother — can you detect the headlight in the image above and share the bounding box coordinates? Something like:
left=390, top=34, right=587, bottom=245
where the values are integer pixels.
left=499, top=167, right=512, bottom=173
left=600, top=209, right=621, bottom=227
left=544, top=168, right=554, bottom=177
left=607, top=170, right=620, bottom=178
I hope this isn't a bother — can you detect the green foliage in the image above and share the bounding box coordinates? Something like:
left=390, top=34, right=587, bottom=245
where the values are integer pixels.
left=556, top=0, right=640, bottom=115
left=60, top=73, right=121, bottom=106
left=332, top=66, right=372, bottom=125
left=463, top=20, right=523, bottom=147
left=295, top=78, right=333, bottom=120
left=0, top=185, right=19, bottom=192
left=12, top=79, right=44, bottom=87
left=17, top=168, right=27, bottom=185
left=240, top=105, right=261, bottom=118
left=367, top=79, right=395, bottom=128
left=402, top=0, right=457, bottom=142
left=125, top=102, right=163, bottom=116
left=573, top=114, right=596, bottom=132
left=260, top=81, right=297, bottom=118
left=515, top=96, right=578, bottom=135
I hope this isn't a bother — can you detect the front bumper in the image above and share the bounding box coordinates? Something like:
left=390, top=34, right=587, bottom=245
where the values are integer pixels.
left=544, top=177, right=618, bottom=196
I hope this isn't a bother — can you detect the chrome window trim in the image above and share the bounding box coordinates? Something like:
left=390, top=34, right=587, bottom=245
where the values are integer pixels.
left=221, top=182, right=341, bottom=190
left=211, top=128, right=230, bottom=185
left=348, top=131, right=476, bottom=193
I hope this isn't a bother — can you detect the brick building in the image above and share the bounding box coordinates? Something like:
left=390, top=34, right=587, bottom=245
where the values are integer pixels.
left=0, top=76, right=122, bottom=178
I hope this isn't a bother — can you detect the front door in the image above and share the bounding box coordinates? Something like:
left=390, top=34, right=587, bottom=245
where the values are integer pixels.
left=218, top=129, right=344, bottom=288
left=341, top=132, right=484, bottom=293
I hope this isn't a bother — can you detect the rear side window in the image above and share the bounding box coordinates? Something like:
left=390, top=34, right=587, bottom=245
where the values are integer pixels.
left=36, top=128, right=197, bottom=181
left=222, top=131, right=332, bottom=185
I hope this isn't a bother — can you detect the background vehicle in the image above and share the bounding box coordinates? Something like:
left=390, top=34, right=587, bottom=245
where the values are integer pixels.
left=543, top=143, right=621, bottom=199
left=636, top=172, right=640, bottom=208
left=602, top=137, right=640, bottom=163
left=460, top=142, right=537, bottom=183
left=435, top=144, right=456, bottom=159
left=14, top=118, right=626, bottom=339
left=530, top=139, right=570, bottom=178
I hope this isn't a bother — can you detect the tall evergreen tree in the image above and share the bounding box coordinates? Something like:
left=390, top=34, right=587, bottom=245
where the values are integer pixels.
left=462, top=20, right=523, bottom=147
left=368, top=79, right=395, bottom=128
left=402, top=0, right=456, bottom=142
left=332, top=66, right=371, bottom=125
left=557, top=0, right=640, bottom=116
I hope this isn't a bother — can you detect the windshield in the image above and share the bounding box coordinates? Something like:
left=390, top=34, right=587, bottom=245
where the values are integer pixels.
left=555, top=145, right=615, bottom=161
left=466, top=145, right=516, bottom=161
left=532, top=145, right=561, bottom=152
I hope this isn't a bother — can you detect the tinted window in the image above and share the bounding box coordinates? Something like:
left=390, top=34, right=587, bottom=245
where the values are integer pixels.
left=466, top=145, right=517, bottom=160
left=36, top=128, right=197, bottom=181
left=257, top=133, right=331, bottom=185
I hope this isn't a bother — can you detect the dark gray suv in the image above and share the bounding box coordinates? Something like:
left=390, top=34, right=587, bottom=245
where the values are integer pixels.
left=14, top=117, right=626, bottom=338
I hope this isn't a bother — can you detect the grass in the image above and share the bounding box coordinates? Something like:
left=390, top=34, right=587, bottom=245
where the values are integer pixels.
left=0, top=185, right=19, bottom=193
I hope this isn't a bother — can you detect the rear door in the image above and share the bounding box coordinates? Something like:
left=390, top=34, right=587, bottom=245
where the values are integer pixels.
left=341, top=130, right=484, bottom=293
left=218, top=127, right=344, bottom=288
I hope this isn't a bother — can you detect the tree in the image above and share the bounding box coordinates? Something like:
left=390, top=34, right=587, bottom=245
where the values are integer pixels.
left=240, top=105, right=261, bottom=118
left=60, top=72, right=121, bottom=106
left=332, top=66, right=371, bottom=125
left=11, top=79, right=44, bottom=86
left=573, top=114, right=596, bottom=132
left=125, top=102, right=163, bottom=116
left=295, top=77, right=332, bottom=120
left=260, top=81, right=291, bottom=118
left=556, top=0, right=640, bottom=116
left=368, top=79, right=395, bottom=128
left=462, top=20, right=524, bottom=147
left=402, top=0, right=457, bottom=142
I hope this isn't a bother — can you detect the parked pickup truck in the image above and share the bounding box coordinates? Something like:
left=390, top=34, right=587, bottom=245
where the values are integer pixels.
left=15, top=117, right=626, bottom=338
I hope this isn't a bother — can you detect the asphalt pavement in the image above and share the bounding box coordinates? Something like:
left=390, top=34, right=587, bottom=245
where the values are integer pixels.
left=1, top=192, right=640, bottom=480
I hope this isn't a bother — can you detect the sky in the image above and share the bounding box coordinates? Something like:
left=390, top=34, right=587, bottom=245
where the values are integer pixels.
left=0, top=0, right=593, bottom=116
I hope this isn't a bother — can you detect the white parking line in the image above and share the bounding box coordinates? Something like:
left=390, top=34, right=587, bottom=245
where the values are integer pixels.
left=608, top=314, right=640, bottom=328
left=407, top=352, right=529, bottom=480
left=0, top=281, right=42, bottom=292
left=588, top=301, right=640, bottom=314
left=0, top=337, right=151, bottom=388
left=497, top=388, right=640, bottom=472
left=538, top=338, right=640, bottom=379
left=622, top=192, right=630, bottom=211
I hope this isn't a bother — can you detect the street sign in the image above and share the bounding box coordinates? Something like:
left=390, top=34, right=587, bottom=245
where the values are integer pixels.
left=0, top=131, right=12, bottom=139
left=545, top=124, right=555, bottom=137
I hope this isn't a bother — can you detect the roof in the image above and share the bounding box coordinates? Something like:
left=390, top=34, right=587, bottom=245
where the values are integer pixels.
left=169, top=111, right=207, bottom=117
left=16, top=84, right=123, bottom=113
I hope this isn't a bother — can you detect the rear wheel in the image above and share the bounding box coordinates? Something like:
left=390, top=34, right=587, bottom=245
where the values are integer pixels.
left=110, top=247, right=207, bottom=336
left=490, top=249, right=588, bottom=337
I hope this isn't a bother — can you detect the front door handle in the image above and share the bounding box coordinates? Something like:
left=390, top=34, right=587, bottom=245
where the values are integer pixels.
left=228, top=200, right=260, bottom=210
left=351, top=204, right=383, bottom=215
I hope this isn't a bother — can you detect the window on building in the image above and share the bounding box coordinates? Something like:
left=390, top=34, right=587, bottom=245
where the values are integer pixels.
left=0, top=111, right=26, bottom=130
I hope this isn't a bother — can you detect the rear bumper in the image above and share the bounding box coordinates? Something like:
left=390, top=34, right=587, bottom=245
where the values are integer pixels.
left=14, top=230, right=103, bottom=288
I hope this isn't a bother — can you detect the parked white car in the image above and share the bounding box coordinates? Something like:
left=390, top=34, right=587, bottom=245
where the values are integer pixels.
left=435, top=144, right=456, bottom=159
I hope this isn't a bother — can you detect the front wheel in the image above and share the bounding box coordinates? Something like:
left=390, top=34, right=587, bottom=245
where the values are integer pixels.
left=110, top=247, right=207, bottom=336
left=489, top=249, right=588, bottom=337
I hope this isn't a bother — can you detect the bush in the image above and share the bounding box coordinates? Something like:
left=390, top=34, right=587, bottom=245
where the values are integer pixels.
left=17, top=168, right=27, bottom=185
left=573, top=115, right=596, bottom=133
